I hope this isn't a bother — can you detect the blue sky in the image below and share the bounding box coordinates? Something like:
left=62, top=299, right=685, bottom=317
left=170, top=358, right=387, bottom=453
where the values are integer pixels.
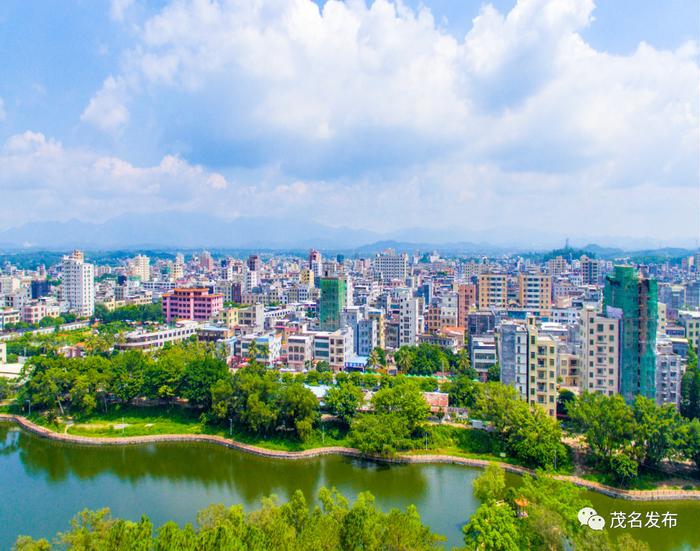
left=0, top=0, right=698, bottom=246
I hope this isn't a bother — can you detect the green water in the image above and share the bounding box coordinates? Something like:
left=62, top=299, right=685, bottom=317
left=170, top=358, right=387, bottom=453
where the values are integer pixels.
left=0, top=422, right=698, bottom=550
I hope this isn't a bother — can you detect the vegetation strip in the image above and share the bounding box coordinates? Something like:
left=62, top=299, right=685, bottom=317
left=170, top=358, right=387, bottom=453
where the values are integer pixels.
left=3, top=414, right=698, bottom=502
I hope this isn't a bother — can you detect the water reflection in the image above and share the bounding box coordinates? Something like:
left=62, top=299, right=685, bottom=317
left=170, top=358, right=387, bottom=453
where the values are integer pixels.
left=14, top=426, right=429, bottom=502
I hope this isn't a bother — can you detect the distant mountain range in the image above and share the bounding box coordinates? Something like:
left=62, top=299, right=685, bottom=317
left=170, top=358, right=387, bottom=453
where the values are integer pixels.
left=0, top=212, right=696, bottom=256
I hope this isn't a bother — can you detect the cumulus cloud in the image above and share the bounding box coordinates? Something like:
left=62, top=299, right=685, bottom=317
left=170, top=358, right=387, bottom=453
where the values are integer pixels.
left=0, top=131, right=231, bottom=227
left=29, top=0, right=700, bottom=242
left=80, top=76, right=130, bottom=133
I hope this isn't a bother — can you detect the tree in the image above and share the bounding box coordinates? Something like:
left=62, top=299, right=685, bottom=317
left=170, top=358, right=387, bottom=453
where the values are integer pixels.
left=556, top=389, right=576, bottom=419
left=315, top=360, right=331, bottom=373
left=367, top=349, right=381, bottom=370
left=350, top=413, right=412, bottom=456
left=181, top=356, right=229, bottom=409
left=683, top=418, right=700, bottom=473
left=275, top=383, right=319, bottom=441
left=0, top=378, right=11, bottom=401
left=325, top=383, right=363, bottom=426
left=109, top=351, right=148, bottom=404
left=371, top=382, right=430, bottom=432
left=487, top=362, right=500, bottom=382
left=681, top=343, right=700, bottom=419
left=17, top=490, right=443, bottom=550
left=567, top=392, right=635, bottom=464
left=453, top=349, right=476, bottom=378
left=462, top=501, right=521, bottom=551
left=472, top=464, right=506, bottom=503
left=443, top=375, right=480, bottom=409
left=476, top=383, right=565, bottom=469
left=609, top=450, right=639, bottom=485
left=394, top=347, right=414, bottom=373
left=632, top=396, right=683, bottom=468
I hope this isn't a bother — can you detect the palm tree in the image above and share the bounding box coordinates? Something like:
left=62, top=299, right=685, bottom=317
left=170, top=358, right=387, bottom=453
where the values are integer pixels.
left=367, top=349, right=380, bottom=370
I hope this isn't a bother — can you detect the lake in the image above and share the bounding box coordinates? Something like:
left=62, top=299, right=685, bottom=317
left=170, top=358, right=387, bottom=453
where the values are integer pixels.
left=1, top=422, right=698, bottom=550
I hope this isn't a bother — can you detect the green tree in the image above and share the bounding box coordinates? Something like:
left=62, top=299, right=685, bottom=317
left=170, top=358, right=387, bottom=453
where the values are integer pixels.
left=325, top=383, right=364, bottom=426
left=275, top=383, right=319, bottom=441
left=367, top=349, right=381, bottom=370
left=683, top=418, right=700, bottom=473
left=350, top=413, right=412, bottom=456
left=681, top=344, right=700, bottom=419
left=181, top=356, right=229, bottom=409
left=371, top=382, right=430, bottom=433
left=0, top=378, right=11, bottom=401
left=632, top=396, right=683, bottom=468
left=472, top=464, right=506, bottom=503
left=443, top=375, right=480, bottom=409
left=486, top=362, right=500, bottom=382
left=462, top=501, right=521, bottom=551
left=567, top=392, right=635, bottom=464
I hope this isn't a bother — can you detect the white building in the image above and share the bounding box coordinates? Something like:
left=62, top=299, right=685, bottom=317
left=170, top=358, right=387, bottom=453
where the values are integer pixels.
left=61, top=250, right=95, bottom=317
left=131, top=255, right=151, bottom=282
left=373, top=252, right=408, bottom=282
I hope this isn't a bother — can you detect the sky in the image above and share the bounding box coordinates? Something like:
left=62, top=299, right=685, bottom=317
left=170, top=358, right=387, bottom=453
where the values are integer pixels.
left=0, top=0, right=698, bottom=246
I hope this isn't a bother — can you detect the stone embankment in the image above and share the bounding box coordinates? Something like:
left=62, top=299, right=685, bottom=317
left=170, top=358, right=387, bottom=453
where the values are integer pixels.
left=2, top=414, right=699, bottom=502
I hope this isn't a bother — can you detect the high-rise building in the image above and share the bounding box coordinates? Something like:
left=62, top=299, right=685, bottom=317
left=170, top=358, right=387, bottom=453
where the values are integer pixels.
left=309, top=249, right=322, bottom=278
left=397, top=291, right=420, bottom=346
left=518, top=272, right=552, bottom=312
left=131, top=255, right=150, bottom=282
left=61, top=250, right=95, bottom=317
left=373, top=252, right=408, bottom=282
left=604, top=266, right=658, bottom=403
left=546, top=256, right=568, bottom=277
left=579, top=306, right=620, bottom=397
left=580, top=255, right=600, bottom=286
left=247, top=255, right=262, bottom=272
left=526, top=316, right=558, bottom=418
left=319, top=277, right=346, bottom=331
left=655, top=340, right=682, bottom=408
left=496, top=321, right=529, bottom=399
left=200, top=251, right=215, bottom=272
left=478, top=273, right=507, bottom=310
left=457, top=283, right=477, bottom=327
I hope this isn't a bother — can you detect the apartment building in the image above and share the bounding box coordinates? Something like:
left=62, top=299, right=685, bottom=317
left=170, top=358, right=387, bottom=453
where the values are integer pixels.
left=162, top=288, right=224, bottom=322
left=61, top=250, right=95, bottom=317
left=518, top=272, right=552, bottom=312
left=478, top=273, right=507, bottom=310
left=579, top=306, right=620, bottom=396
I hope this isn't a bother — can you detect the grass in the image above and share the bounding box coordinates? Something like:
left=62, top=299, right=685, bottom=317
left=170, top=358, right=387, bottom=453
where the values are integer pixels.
left=15, top=404, right=353, bottom=453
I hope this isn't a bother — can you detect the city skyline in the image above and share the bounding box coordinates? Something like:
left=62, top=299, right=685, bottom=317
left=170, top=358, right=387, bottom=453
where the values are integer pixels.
left=0, top=0, right=698, bottom=245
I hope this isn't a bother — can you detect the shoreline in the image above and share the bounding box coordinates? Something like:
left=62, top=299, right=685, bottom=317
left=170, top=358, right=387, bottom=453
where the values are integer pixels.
left=2, top=413, right=699, bottom=502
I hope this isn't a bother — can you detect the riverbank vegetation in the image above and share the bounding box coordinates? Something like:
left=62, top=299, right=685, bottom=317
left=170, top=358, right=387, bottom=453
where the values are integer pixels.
left=567, top=392, right=700, bottom=486
left=14, top=488, right=445, bottom=551
left=10, top=344, right=570, bottom=470
left=8, top=341, right=700, bottom=487
left=463, top=465, right=650, bottom=551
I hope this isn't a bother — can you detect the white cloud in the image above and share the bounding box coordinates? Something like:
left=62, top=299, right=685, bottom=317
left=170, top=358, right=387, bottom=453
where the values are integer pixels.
left=0, top=97, right=5, bottom=120
left=47, top=0, right=700, bottom=242
left=80, top=76, right=129, bottom=133
left=0, top=131, right=231, bottom=227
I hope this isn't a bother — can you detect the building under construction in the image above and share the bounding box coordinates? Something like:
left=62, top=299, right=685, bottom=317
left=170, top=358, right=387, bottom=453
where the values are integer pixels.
left=603, top=265, right=658, bottom=403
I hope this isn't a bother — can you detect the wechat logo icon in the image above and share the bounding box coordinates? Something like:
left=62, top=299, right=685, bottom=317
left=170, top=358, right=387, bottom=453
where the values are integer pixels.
left=578, top=507, right=606, bottom=531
